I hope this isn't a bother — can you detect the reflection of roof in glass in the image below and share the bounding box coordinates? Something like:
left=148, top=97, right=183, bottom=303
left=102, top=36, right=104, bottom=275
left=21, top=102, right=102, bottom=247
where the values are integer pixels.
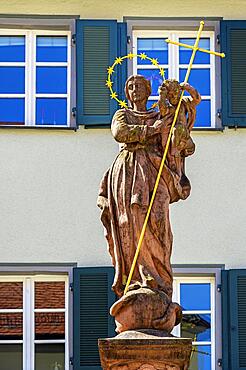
left=182, top=313, right=211, bottom=334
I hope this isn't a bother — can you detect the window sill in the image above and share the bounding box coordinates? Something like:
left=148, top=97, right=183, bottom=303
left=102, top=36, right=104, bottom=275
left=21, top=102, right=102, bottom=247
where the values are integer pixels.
left=0, top=125, right=78, bottom=131
left=192, top=127, right=224, bottom=132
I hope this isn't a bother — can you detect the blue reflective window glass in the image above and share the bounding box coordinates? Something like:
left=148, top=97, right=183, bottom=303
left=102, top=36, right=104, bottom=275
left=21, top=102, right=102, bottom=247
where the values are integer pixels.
left=0, top=67, right=25, bottom=93
left=137, top=38, right=168, bottom=65
left=180, top=283, right=211, bottom=311
left=195, top=99, right=211, bottom=127
left=0, top=98, right=25, bottom=123
left=189, top=345, right=211, bottom=370
left=179, top=68, right=210, bottom=95
left=36, top=98, right=67, bottom=125
left=137, top=69, right=167, bottom=96
left=181, top=314, right=211, bottom=342
left=0, top=36, right=25, bottom=62
left=179, top=38, right=210, bottom=64
left=36, top=36, right=67, bottom=62
left=146, top=100, right=158, bottom=110
left=36, top=67, right=67, bottom=94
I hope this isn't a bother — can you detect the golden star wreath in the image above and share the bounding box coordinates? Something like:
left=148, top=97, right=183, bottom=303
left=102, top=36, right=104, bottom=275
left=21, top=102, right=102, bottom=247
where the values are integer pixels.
left=106, top=53, right=165, bottom=109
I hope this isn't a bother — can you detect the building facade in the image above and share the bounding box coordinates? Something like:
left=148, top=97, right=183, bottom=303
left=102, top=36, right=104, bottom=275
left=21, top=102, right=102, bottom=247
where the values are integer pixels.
left=0, top=1, right=245, bottom=369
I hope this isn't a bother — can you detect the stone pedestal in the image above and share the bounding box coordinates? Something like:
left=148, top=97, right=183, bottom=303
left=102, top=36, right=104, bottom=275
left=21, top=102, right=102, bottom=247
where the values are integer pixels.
left=98, top=330, right=192, bottom=370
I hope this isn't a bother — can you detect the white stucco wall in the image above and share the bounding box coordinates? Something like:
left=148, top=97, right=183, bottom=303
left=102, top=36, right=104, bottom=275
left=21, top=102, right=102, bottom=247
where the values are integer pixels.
left=0, top=0, right=245, bottom=270
left=0, top=127, right=245, bottom=270
left=0, top=0, right=245, bottom=20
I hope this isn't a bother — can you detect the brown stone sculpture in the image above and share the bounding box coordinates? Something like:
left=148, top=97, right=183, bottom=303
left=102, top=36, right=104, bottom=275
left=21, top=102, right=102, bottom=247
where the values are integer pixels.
left=97, top=75, right=200, bottom=336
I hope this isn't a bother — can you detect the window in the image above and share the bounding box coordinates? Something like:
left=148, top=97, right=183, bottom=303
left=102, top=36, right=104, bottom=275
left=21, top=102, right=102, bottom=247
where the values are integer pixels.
left=173, top=277, right=215, bottom=370
left=0, top=275, right=69, bottom=370
left=0, top=29, right=71, bottom=127
left=132, top=30, right=216, bottom=128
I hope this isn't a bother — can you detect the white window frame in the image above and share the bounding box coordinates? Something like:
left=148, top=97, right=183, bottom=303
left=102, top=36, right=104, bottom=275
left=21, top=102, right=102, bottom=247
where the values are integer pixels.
left=173, top=276, right=215, bottom=370
left=0, top=29, right=71, bottom=127
left=132, top=29, right=216, bottom=128
left=0, top=274, right=69, bottom=370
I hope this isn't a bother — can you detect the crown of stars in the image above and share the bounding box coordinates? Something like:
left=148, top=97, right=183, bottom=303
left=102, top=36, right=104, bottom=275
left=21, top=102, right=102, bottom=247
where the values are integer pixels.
left=106, top=53, right=165, bottom=109
left=107, top=66, right=114, bottom=75
left=115, top=57, right=123, bottom=65
left=105, top=80, right=113, bottom=88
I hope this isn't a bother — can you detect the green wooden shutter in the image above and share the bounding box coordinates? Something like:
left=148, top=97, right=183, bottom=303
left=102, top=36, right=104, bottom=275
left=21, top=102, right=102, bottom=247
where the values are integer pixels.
left=73, top=267, right=116, bottom=370
left=222, top=269, right=246, bottom=369
left=76, top=20, right=127, bottom=127
left=221, top=270, right=230, bottom=370
left=117, top=22, right=127, bottom=103
left=221, top=21, right=246, bottom=127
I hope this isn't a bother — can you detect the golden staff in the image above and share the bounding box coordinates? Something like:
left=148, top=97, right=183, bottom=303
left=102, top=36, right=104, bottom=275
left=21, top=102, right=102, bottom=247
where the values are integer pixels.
left=124, top=20, right=225, bottom=295
left=165, top=39, right=225, bottom=58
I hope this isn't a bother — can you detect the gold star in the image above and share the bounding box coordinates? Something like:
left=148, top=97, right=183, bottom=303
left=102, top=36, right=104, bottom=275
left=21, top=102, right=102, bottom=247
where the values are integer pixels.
left=159, top=68, right=165, bottom=78
left=105, top=79, right=113, bottom=88
left=115, top=57, right=123, bottom=65
left=119, top=100, right=128, bottom=108
left=151, top=102, right=158, bottom=108
left=107, top=66, right=114, bottom=75
left=110, top=91, right=118, bottom=99
left=140, top=53, right=147, bottom=60
left=151, top=58, right=159, bottom=66
left=127, top=53, right=135, bottom=59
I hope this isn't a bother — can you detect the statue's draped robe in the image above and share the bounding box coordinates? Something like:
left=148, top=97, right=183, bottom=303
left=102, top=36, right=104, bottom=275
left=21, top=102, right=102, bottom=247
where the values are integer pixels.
left=98, top=108, right=194, bottom=298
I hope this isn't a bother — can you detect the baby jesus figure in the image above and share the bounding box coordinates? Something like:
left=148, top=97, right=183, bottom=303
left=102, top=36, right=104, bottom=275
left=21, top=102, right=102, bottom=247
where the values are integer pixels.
left=158, top=79, right=201, bottom=175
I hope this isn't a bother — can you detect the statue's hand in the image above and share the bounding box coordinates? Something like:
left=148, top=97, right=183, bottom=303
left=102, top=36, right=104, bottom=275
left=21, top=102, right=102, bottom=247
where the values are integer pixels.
left=153, top=119, right=165, bottom=133
left=180, top=82, right=190, bottom=91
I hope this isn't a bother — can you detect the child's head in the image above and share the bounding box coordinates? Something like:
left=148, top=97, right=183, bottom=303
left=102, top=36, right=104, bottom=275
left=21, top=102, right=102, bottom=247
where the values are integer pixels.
left=163, top=79, right=181, bottom=105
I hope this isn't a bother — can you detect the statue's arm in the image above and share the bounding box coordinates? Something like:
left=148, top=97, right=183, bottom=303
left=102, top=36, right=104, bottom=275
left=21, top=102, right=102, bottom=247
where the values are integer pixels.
left=111, top=110, right=163, bottom=143
left=180, top=82, right=201, bottom=106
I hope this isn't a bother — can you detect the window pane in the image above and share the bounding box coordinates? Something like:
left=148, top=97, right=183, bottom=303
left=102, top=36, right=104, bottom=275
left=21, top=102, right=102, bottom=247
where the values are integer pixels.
left=36, top=67, right=67, bottom=94
left=179, top=38, right=210, bottom=64
left=0, top=282, right=23, bottom=309
left=189, top=345, right=211, bottom=370
left=0, top=313, right=22, bottom=339
left=0, top=98, right=25, bottom=124
left=180, top=283, right=211, bottom=311
left=137, top=68, right=167, bottom=96
left=146, top=100, right=158, bottom=110
left=35, top=312, right=65, bottom=340
left=0, top=67, right=25, bottom=94
left=36, top=98, right=67, bottom=125
left=195, top=99, right=211, bottom=127
left=35, top=281, right=65, bottom=309
left=137, top=38, right=168, bottom=65
left=0, top=36, right=25, bottom=62
left=35, top=343, right=65, bottom=370
left=36, top=36, right=67, bottom=62
left=0, top=344, right=22, bottom=370
left=179, top=68, right=210, bottom=95
left=181, top=314, right=211, bottom=342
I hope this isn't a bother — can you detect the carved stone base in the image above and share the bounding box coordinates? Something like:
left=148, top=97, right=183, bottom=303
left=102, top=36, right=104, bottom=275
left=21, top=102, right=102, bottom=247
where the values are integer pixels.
left=98, top=330, right=192, bottom=370
left=110, top=287, right=182, bottom=334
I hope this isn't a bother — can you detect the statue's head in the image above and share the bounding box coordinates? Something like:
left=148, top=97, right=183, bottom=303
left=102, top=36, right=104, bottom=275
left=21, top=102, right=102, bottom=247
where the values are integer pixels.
left=163, top=79, right=181, bottom=105
left=125, top=75, right=151, bottom=108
